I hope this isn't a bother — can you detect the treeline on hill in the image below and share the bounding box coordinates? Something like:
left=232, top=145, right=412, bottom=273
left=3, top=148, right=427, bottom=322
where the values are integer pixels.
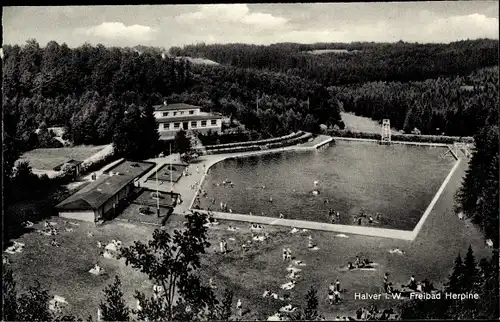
left=170, top=39, right=498, bottom=85
left=330, top=67, right=499, bottom=136
left=2, top=40, right=342, bottom=153
left=2, top=40, right=193, bottom=150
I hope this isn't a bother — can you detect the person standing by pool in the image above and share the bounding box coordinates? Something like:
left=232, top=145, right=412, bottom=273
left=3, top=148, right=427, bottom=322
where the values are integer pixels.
left=328, top=288, right=335, bottom=305
left=236, top=299, right=242, bottom=316
left=335, top=279, right=341, bottom=292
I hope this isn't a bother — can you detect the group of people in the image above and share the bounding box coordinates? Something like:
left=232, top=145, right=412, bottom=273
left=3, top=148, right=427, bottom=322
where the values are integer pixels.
left=355, top=305, right=395, bottom=320
left=347, top=256, right=374, bottom=270
left=42, top=221, right=59, bottom=236
left=215, top=178, right=234, bottom=188
left=404, top=275, right=434, bottom=293
left=189, top=180, right=200, bottom=191
left=282, top=248, right=293, bottom=261
left=382, top=273, right=435, bottom=295
left=327, top=279, right=342, bottom=304
left=219, top=202, right=229, bottom=212
left=352, top=212, right=382, bottom=226
left=328, top=209, right=340, bottom=223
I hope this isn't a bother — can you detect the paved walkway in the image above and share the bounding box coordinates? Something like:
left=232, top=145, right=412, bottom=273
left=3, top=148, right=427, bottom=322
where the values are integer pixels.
left=195, top=210, right=415, bottom=240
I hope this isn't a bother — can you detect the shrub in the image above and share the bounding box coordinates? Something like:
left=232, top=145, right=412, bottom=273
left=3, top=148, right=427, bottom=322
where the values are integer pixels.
left=327, top=129, right=474, bottom=144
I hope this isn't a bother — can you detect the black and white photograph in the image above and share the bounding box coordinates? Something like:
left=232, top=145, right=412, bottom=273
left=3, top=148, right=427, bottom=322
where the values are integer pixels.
left=2, top=2, right=499, bottom=321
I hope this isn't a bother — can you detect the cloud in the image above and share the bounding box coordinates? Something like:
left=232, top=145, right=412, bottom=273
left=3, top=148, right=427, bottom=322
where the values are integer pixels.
left=77, top=22, right=157, bottom=42
left=426, top=13, right=498, bottom=40
left=175, top=4, right=289, bottom=30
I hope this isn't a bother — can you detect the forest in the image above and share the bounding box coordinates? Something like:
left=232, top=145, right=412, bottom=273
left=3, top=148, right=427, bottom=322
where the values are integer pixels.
left=331, top=67, right=499, bottom=136
left=2, top=40, right=341, bottom=153
left=170, top=39, right=498, bottom=85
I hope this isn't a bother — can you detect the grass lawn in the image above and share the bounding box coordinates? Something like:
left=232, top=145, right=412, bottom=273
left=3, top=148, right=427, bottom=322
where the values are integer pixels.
left=5, top=216, right=166, bottom=319
left=19, top=145, right=108, bottom=170
left=147, top=163, right=187, bottom=183
left=119, top=202, right=172, bottom=226
left=341, top=112, right=399, bottom=135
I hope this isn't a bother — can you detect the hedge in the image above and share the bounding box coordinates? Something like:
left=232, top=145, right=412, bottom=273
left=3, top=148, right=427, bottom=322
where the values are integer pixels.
left=326, top=129, right=474, bottom=144
left=205, top=131, right=304, bottom=150
left=207, top=132, right=314, bottom=154
left=198, top=130, right=262, bottom=146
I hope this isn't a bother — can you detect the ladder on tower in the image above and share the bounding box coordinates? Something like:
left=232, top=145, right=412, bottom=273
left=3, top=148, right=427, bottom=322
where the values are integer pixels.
left=453, top=142, right=471, bottom=158
left=380, top=119, right=391, bottom=145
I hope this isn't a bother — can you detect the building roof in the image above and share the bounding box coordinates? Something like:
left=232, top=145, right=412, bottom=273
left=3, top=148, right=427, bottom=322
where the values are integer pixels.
left=56, top=160, right=154, bottom=211
left=156, top=114, right=223, bottom=123
left=154, top=103, right=201, bottom=112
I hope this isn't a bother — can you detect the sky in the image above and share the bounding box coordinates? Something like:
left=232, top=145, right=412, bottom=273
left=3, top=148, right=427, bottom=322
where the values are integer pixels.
left=3, top=2, right=499, bottom=49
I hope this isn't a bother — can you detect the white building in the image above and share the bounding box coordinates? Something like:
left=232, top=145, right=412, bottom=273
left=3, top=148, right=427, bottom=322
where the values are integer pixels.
left=153, top=102, right=223, bottom=140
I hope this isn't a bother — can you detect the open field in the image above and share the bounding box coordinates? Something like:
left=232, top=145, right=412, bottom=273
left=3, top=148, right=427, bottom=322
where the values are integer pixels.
left=341, top=112, right=399, bottom=135
left=19, top=145, right=108, bottom=170
left=304, top=49, right=362, bottom=55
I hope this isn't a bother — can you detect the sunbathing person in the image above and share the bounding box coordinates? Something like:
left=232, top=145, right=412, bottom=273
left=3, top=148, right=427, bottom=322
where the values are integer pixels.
left=408, top=275, right=417, bottom=290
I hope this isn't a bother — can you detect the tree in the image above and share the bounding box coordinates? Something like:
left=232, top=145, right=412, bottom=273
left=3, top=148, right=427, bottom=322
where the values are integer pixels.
left=2, top=265, right=81, bottom=322
left=112, top=104, right=159, bottom=160
left=214, top=289, right=233, bottom=321
left=99, top=276, right=130, bottom=321
left=290, top=286, right=319, bottom=321
left=456, top=125, right=499, bottom=246
left=303, top=286, right=319, bottom=320
left=3, top=265, right=18, bottom=321
left=119, top=211, right=218, bottom=321
left=445, top=253, right=464, bottom=293
left=174, top=129, right=191, bottom=155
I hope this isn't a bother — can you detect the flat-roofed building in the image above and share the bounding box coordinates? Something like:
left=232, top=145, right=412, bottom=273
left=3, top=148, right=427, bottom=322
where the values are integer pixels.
left=153, top=102, right=223, bottom=140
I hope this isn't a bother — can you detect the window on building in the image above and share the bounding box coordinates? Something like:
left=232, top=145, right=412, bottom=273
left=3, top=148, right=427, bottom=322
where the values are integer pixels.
left=201, top=121, right=207, bottom=127
left=189, top=110, right=194, bottom=115
left=163, top=112, right=169, bottom=117
left=173, top=111, right=177, bottom=116
left=191, top=121, right=197, bottom=128
left=211, top=120, right=217, bottom=125
left=180, top=111, right=184, bottom=115
left=174, top=123, right=180, bottom=128
left=163, top=123, right=169, bottom=129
